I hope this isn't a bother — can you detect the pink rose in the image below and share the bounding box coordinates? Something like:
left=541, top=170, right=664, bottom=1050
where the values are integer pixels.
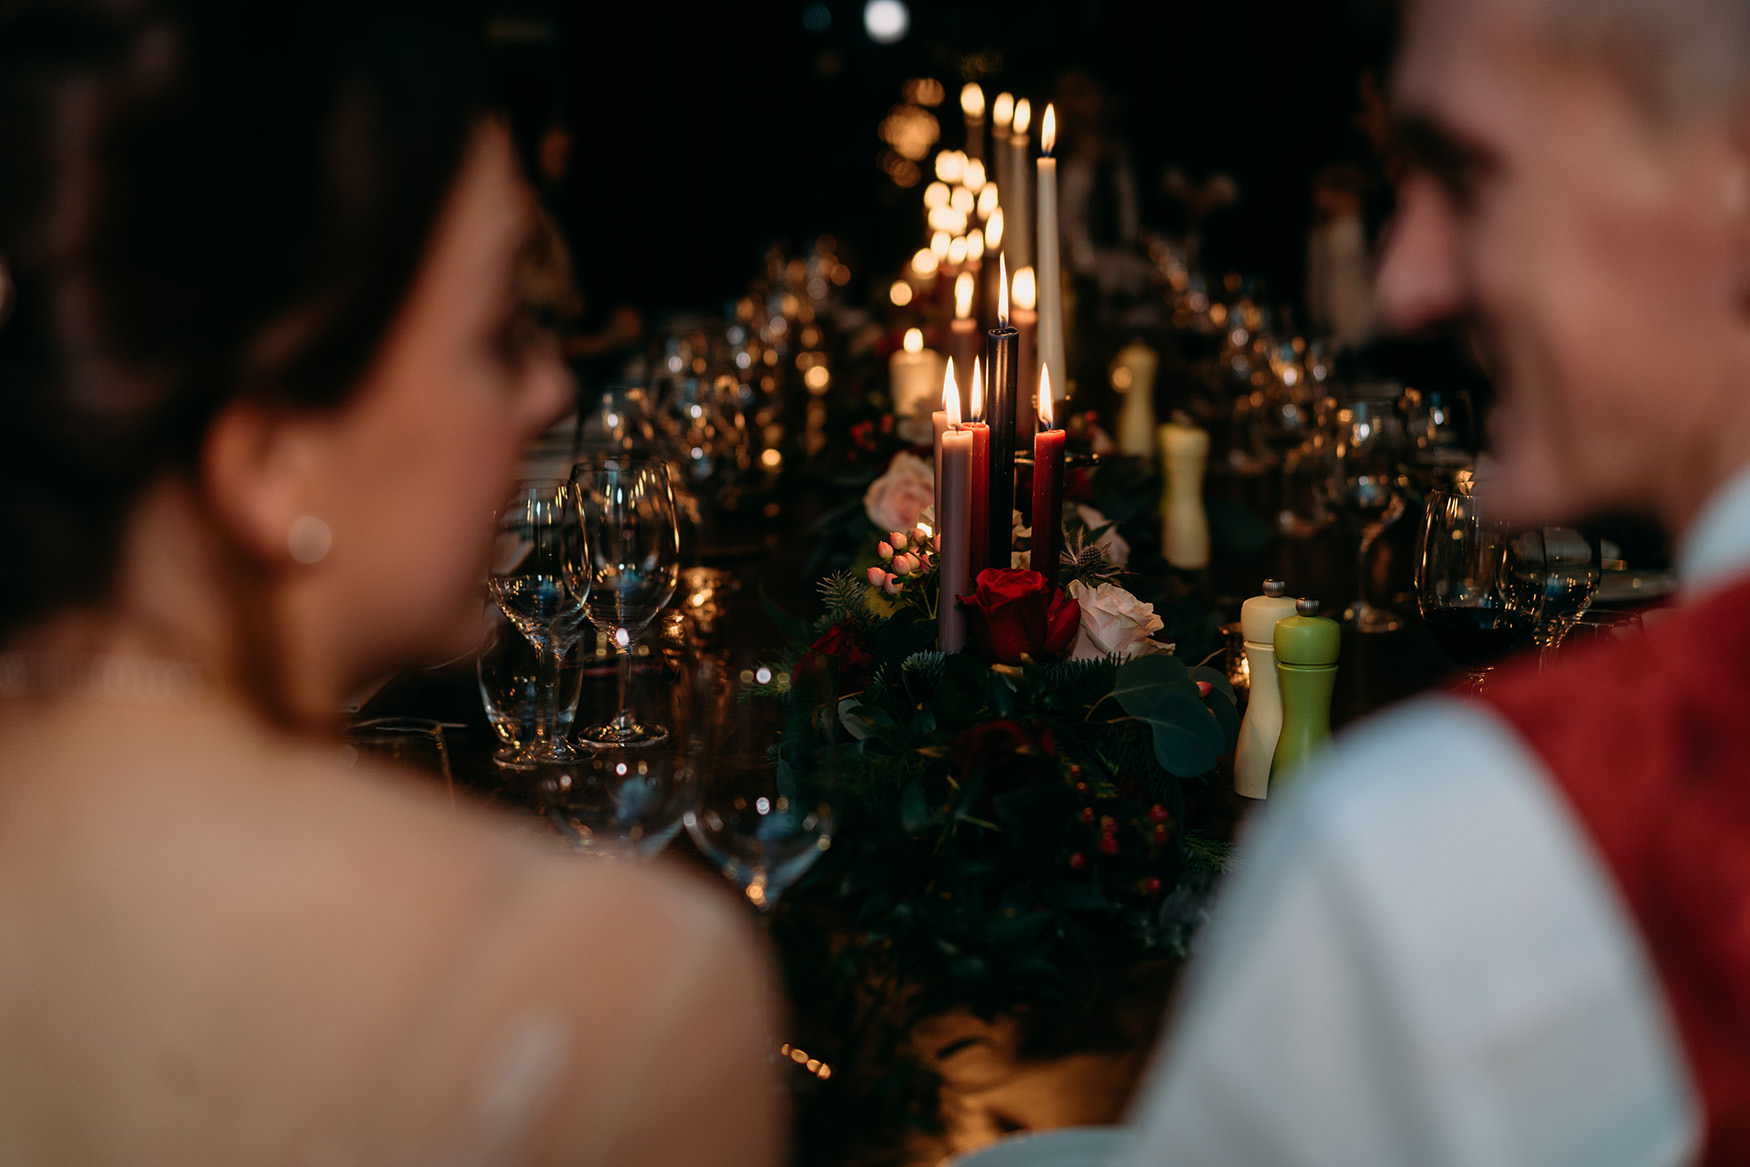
left=863, top=452, right=935, bottom=535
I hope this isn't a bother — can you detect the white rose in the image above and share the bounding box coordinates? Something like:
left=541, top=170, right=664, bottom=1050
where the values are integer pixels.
left=1069, top=580, right=1170, bottom=662
left=864, top=451, right=935, bottom=534
left=1075, top=504, right=1131, bottom=566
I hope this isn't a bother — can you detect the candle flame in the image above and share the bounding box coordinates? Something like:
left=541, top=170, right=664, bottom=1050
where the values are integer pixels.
left=1013, top=98, right=1032, bottom=136
left=971, top=355, right=983, bottom=421
left=912, top=247, right=940, bottom=276
left=936, top=150, right=965, bottom=184
left=961, top=83, right=985, bottom=120
left=998, top=252, right=1010, bottom=326
left=903, top=327, right=923, bottom=353
left=1042, top=104, right=1056, bottom=155
left=993, top=92, right=1014, bottom=129
left=948, top=235, right=968, bottom=265
left=967, top=228, right=984, bottom=261
left=954, top=271, right=974, bottom=319
left=1039, top=365, right=1054, bottom=429
left=964, top=158, right=986, bottom=192
left=986, top=206, right=1004, bottom=249
left=931, top=231, right=951, bottom=258
left=924, top=181, right=950, bottom=209
left=890, top=279, right=913, bottom=306
left=976, top=183, right=999, bottom=220
left=944, top=358, right=961, bottom=426
left=950, top=185, right=974, bottom=217
left=1012, top=265, right=1036, bottom=311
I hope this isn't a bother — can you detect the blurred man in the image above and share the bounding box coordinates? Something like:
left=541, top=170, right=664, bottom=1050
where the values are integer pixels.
left=1121, top=0, right=1750, bottom=1162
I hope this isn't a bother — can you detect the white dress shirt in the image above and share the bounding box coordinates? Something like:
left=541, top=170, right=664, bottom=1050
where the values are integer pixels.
left=1115, top=471, right=1750, bottom=1167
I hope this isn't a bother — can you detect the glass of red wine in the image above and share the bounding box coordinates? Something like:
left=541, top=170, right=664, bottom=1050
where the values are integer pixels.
left=1414, top=482, right=1546, bottom=692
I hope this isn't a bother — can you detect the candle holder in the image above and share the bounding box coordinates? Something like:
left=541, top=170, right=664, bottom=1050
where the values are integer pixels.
left=1220, top=621, right=1251, bottom=700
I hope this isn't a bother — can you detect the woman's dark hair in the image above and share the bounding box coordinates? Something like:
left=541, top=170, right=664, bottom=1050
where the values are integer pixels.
left=0, top=0, right=485, bottom=640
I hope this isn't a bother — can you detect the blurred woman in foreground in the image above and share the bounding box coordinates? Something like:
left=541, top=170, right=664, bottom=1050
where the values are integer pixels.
left=0, top=1, right=782, bottom=1162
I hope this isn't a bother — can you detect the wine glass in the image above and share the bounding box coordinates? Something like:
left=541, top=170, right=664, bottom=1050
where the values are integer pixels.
left=487, top=480, right=587, bottom=766
left=1531, top=526, right=1603, bottom=666
left=536, top=741, right=703, bottom=859
left=684, top=763, right=834, bottom=911
left=1415, top=483, right=1546, bottom=692
left=476, top=606, right=585, bottom=768
left=566, top=457, right=680, bottom=747
left=1328, top=397, right=1409, bottom=633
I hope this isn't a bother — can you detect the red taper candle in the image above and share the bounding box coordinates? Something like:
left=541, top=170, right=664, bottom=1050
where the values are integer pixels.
left=1031, top=365, right=1065, bottom=586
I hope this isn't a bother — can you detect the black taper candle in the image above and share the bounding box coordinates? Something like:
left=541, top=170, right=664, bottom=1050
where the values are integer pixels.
left=984, top=322, right=1019, bottom=572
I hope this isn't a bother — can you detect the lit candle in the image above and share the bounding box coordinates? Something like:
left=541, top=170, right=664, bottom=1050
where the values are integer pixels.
left=1010, top=265, right=1038, bottom=441
left=1006, top=99, right=1034, bottom=274
left=891, top=327, right=946, bottom=420
left=965, top=356, right=991, bottom=580
left=949, top=273, right=978, bottom=401
left=961, top=82, right=986, bottom=163
left=1036, top=103, right=1066, bottom=406
left=1032, top=366, right=1065, bottom=586
left=985, top=253, right=1020, bottom=573
left=939, top=376, right=974, bottom=653
left=981, top=208, right=1004, bottom=334
left=933, top=356, right=955, bottom=523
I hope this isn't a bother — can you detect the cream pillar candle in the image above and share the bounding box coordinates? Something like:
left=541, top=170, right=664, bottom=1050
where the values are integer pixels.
left=891, top=327, right=946, bottom=420
left=1159, top=417, right=1211, bottom=570
left=1113, top=339, right=1160, bottom=458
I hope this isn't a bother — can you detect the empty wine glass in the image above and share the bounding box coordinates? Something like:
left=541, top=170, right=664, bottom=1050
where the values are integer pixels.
left=1329, top=397, right=1408, bottom=633
left=684, top=764, right=834, bottom=911
left=476, top=607, right=585, bottom=768
left=488, top=480, right=587, bottom=766
left=567, top=457, right=680, bottom=747
left=536, top=741, right=703, bottom=859
left=1531, top=526, right=1603, bottom=666
left=1415, top=481, right=1546, bottom=692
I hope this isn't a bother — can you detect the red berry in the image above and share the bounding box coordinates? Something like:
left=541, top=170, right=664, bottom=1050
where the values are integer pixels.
left=1074, top=781, right=1088, bottom=793
left=1148, top=805, right=1169, bottom=823
left=1153, top=824, right=1170, bottom=845
left=1079, top=807, right=1095, bottom=825
left=1099, top=836, right=1120, bottom=856
left=1100, top=816, right=1117, bottom=833
left=1196, top=680, right=1214, bottom=698
left=1068, top=852, right=1087, bottom=870
left=1145, top=877, right=1163, bottom=895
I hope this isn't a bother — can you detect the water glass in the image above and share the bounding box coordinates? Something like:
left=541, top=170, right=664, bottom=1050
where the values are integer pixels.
left=1329, top=397, right=1409, bottom=633
left=476, top=609, right=584, bottom=768
left=345, top=717, right=454, bottom=806
left=1561, top=608, right=1644, bottom=655
left=1533, top=526, right=1603, bottom=664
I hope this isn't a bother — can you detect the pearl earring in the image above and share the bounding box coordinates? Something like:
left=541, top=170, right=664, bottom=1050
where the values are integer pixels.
left=288, top=515, right=332, bottom=565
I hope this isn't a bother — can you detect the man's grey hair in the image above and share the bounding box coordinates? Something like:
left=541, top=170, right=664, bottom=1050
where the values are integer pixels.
left=1550, top=0, right=1750, bottom=119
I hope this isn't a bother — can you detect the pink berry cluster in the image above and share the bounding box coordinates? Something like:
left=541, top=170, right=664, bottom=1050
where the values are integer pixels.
left=865, top=526, right=938, bottom=596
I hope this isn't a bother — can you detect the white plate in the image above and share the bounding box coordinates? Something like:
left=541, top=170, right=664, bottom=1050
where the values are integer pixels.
left=946, top=1127, right=1129, bottom=1167
left=1596, top=568, right=1677, bottom=605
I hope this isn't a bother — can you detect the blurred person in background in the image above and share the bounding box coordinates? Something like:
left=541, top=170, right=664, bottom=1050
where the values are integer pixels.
left=0, top=2, right=781, bottom=1163
left=1121, top=0, right=1750, bottom=1162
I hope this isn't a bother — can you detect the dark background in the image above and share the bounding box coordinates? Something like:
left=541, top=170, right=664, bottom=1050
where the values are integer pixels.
left=489, top=0, right=1398, bottom=322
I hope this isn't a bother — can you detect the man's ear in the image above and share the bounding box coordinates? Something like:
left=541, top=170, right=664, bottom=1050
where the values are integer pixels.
left=199, top=400, right=324, bottom=567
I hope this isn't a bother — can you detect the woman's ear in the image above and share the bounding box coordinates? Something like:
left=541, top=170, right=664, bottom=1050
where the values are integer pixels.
left=199, top=400, right=327, bottom=568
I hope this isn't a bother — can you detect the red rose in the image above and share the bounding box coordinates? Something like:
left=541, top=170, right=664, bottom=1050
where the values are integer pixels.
left=794, top=622, right=874, bottom=691
left=958, top=568, right=1080, bottom=664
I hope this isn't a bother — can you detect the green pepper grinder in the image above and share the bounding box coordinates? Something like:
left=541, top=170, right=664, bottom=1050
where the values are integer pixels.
left=1271, top=598, right=1341, bottom=789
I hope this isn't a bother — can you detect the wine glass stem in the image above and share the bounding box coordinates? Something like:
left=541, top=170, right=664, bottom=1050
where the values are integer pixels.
left=1355, top=519, right=1383, bottom=610
left=1466, top=668, right=1490, bottom=696
left=614, top=637, right=637, bottom=735
left=533, top=640, right=562, bottom=750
